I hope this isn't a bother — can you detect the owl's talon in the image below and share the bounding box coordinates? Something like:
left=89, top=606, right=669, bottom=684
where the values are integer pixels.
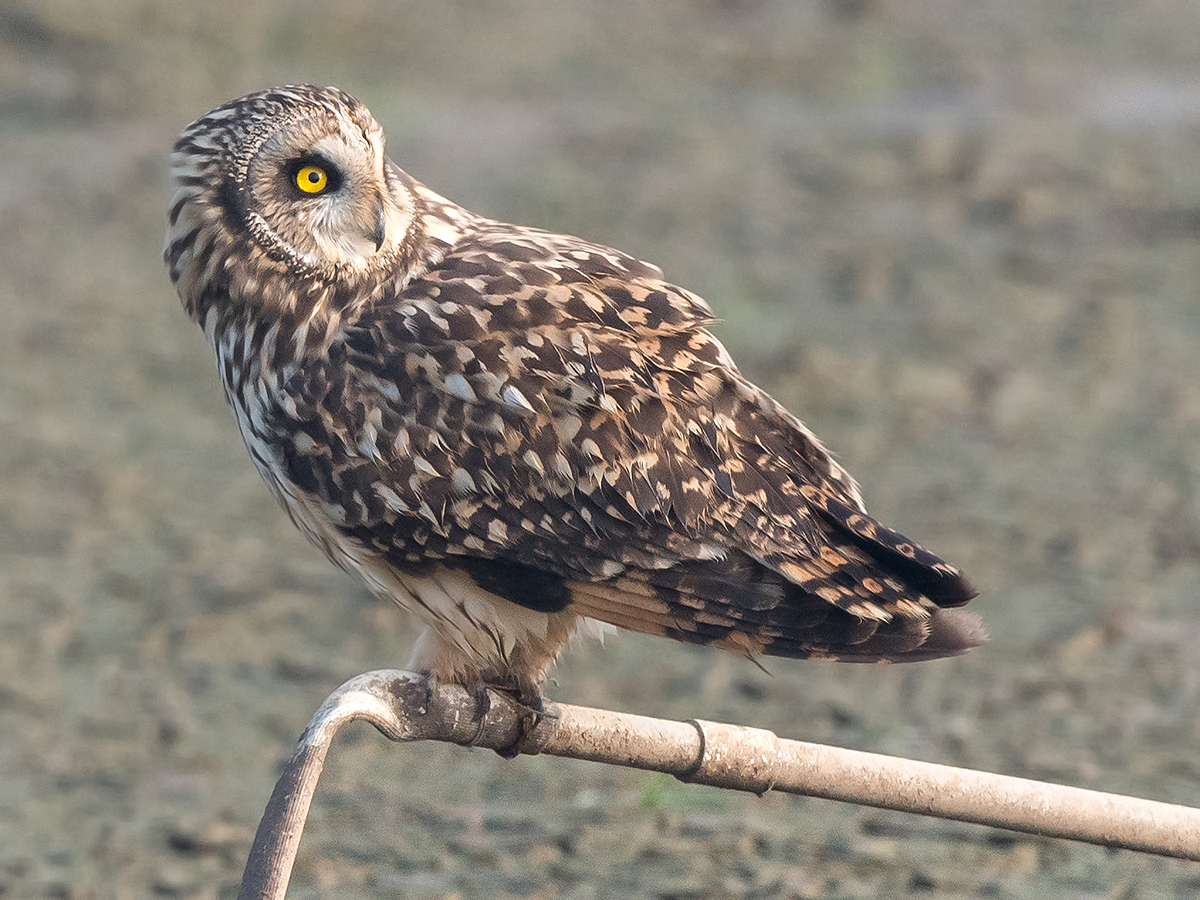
left=492, top=676, right=549, bottom=758
left=467, top=676, right=492, bottom=723
left=416, top=669, right=436, bottom=712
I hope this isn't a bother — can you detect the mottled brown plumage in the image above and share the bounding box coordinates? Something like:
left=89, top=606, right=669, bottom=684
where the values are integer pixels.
left=165, top=85, right=984, bottom=713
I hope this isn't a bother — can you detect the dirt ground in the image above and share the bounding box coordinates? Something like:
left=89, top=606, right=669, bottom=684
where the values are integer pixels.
left=3, top=2, right=1200, bottom=897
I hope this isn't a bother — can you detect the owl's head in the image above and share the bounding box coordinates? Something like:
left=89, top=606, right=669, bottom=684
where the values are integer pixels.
left=165, top=85, right=419, bottom=325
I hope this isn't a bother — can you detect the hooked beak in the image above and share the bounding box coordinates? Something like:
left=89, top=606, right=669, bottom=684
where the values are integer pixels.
left=370, top=195, right=386, bottom=251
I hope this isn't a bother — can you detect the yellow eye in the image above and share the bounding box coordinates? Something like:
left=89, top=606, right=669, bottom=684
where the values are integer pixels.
left=295, top=164, right=328, bottom=194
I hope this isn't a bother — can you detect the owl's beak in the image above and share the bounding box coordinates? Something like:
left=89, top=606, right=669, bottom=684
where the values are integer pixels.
left=370, top=196, right=387, bottom=251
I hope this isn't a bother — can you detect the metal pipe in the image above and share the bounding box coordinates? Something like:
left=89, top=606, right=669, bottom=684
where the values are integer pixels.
left=238, top=670, right=1200, bottom=899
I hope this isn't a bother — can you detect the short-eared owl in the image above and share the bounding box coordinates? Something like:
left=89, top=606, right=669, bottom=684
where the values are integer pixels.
left=165, top=85, right=983, bottom=718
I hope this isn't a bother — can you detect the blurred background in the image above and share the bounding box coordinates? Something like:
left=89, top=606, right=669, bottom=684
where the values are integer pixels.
left=3, top=1, right=1200, bottom=897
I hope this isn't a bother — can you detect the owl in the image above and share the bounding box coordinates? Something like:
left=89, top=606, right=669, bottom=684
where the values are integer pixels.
left=165, top=85, right=983, bottom=737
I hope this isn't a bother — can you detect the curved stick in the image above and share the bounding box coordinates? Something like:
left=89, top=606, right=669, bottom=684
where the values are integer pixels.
left=239, top=670, right=1200, bottom=899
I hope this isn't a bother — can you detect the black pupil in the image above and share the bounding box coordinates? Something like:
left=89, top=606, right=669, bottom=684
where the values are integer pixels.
left=306, top=170, right=321, bottom=183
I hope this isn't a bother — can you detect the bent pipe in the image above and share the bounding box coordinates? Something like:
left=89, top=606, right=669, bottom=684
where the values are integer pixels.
left=239, top=669, right=1200, bottom=900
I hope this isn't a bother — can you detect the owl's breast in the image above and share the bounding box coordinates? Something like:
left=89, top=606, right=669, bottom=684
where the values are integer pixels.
left=207, top=314, right=344, bottom=559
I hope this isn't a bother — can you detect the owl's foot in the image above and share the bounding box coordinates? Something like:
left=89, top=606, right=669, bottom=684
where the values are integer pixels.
left=416, top=670, right=492, bottom=746
left=492, top=674, right=550, bottom=759
left=414, top=667, right=552, bottom=756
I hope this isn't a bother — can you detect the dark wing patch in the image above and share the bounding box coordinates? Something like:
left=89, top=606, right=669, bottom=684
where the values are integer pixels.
left=454, top=557, right=573, bottom=613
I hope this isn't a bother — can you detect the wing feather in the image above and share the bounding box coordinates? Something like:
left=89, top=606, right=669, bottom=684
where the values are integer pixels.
left=266, top=218, right=982, bottom=661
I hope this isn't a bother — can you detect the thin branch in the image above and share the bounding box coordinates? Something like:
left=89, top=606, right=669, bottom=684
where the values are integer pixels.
left=238, top=669, right=1200, bottom=900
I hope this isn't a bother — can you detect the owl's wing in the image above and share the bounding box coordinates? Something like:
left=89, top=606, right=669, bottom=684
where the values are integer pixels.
left=273, top=221, right=982, bottom=662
